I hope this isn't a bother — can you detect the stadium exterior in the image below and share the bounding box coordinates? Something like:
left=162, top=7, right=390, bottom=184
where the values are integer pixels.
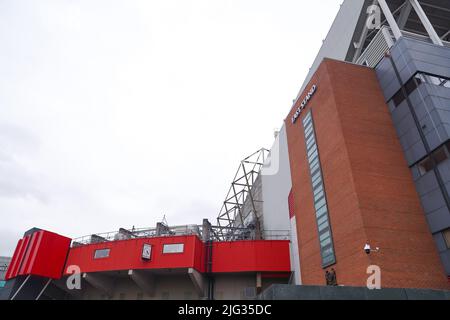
left=1, top=0, right=450, bottom=300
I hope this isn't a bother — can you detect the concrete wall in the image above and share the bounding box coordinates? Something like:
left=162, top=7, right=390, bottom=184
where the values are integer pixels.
left=73, top=273, right=262, bottom=300
left=259, top=284, right=450, bottom=300
left=260, top=126, right=301, bottom=283
left=261, top=125, right=292, bottom=234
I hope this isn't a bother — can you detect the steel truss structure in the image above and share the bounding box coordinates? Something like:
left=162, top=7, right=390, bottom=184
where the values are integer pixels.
left=215, top=148, right=269, bottom=241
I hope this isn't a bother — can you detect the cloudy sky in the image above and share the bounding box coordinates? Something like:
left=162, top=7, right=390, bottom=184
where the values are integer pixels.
left=0, top=0, right=340, bottom=256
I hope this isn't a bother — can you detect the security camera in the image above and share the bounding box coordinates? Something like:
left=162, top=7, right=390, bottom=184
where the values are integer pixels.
left=364, top=243, right=379, bottom=255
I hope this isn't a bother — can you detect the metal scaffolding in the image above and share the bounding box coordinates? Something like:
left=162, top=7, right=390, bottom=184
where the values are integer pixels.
left=216, top=148, right=269, bottom=241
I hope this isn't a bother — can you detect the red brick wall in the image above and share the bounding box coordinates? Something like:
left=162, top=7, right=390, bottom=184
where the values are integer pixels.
left=285, top=58, right=449, bottom=290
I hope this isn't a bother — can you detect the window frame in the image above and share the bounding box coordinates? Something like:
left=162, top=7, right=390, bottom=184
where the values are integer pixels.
left=93, top=248, right=111, bottom=259
left=162, top=243, right=185, bottom=254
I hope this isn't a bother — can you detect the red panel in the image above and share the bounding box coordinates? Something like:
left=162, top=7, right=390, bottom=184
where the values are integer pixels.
left=64, top=235, right=204, bottom=275
left=6, top=230, right=72, bottom=280
left=5, top=239, right=24, bottom=280
left=211, top=240, right=291, bottom=273
left=5, top=235, right=30, bottom=280
left=29, top=231, right=72, bottom=279
left=64, top=237, right=290, bottom=275
left=19, top=231, right=41, bottom=276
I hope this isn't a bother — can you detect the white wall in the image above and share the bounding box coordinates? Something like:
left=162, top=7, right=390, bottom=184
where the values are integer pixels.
left=296, top=0, right=366, bottom=96
left=260, top=126, right=301, bottom=284
left=261, top=125, right=292, bottom=235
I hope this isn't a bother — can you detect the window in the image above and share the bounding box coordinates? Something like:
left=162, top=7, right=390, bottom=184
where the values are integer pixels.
left=391, top=75, right=421, bottom=108
left=390, top=72, right=450, bottom=108
left=443, top=229, right=450, bottom=249
left=0, top=281, right=6, bottom=288
left=163, top=243, right=184, bottom=254
left=416, top=73, right=450, bottom=88
left=302, top=110, right=336, bottom=268
left=94, top=248, right=110, bottom=259
left=417, top=143, right=450, bottom=176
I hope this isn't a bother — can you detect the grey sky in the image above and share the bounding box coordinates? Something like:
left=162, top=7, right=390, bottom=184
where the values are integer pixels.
left=0, top=0, right=341, bottom=256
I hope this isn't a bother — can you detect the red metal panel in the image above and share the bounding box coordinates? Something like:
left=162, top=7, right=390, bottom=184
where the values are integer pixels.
left=18, top=231, right=41, bottom=276
left=29, top=231, right=72, bottom=279
left=211, top=240, right=291, bottom=273
left=64, top=237, right=290, bottom=275
left=64, top=235, right=202, bottom=275
left=6, top=230, right=71, bottom=280
left=25, top=231, right=44, bottom=274
left=5, top=235, right=31, bottom=280
left=5, top=239, right=24, bottom=280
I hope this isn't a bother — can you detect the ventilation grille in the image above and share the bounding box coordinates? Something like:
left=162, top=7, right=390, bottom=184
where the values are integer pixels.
left=357, top=26, right=393, bottom=68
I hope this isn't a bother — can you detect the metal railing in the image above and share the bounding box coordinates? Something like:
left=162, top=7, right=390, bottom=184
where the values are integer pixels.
left=72, top=224, right=202, bottom=247
left=356, top=26, right=450, bottom=68
left=71, top=225, right=291, bottom=247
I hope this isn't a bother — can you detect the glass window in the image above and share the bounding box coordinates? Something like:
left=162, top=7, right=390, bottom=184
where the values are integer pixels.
left=303, top=111, right=336, bottom=268
left=418, top=144, right=449, bottom=176
left=317, top=215, right=328, bottom=226
left=94, top=249, right=110, bottom=259
left=0, top=280, right=6, bottom=288
left=319, top=231, right=330, bottom=242
left=321, top=237, right=332, bottom=248
left=308, top=151, right=318, bottom=164
left=307, top=144, right=317, bottom=157
left=313, top=184, right=323, bottom=196
left=305, top=126, right=314, bottom=137
left=312, top=175, right=322, bottom=188
left=314, top=190, right=324, bottom=202
left=315, top=204, right=327, bottom=219
left=311, top=171, right=321, bottom=184
left=315, top=198, right=326, bottom=211
left=310, top=157, right=319, bottom=170
left=163, top=243, right=184, bottom=254
left=303, top=115, right=312, bottom=126
left=310, top=163, right=320, bottom=176
left=306, top=135, right=315, bottom=148
left=318, top=221, right=329, bottom=232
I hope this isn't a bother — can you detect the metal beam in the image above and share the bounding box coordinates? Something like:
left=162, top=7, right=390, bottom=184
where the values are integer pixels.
left=377, top=0, right=403, bottom=40
left=408, top=0, right=444, bottom=46
left=397, top=1, right=412, bottom=29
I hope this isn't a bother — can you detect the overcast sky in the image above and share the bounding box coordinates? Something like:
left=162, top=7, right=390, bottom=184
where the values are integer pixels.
left=0, top=0, right=341, bottom=256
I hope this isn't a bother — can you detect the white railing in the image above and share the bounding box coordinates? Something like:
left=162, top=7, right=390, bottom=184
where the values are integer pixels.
left=356, top=26, right=450, bottom=68
left=356, top=26, right=394, bottom=67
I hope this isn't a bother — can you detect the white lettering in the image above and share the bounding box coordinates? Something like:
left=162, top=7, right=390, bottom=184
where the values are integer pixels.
left=292, top=85, right=317, bottom=124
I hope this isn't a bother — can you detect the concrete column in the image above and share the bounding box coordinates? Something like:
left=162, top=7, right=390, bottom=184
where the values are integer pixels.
left=188, top=268, right=206, bottom=298
left=128, top=270, right=156, bottom=296
left=82, top=273, right=114, bottom=298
